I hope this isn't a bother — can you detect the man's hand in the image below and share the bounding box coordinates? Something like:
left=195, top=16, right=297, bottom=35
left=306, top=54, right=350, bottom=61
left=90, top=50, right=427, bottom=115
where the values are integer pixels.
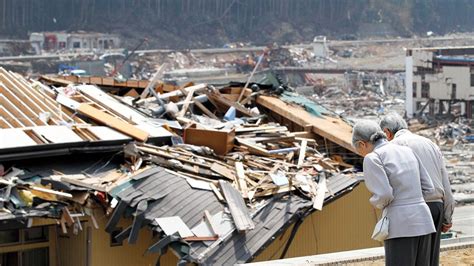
left=441, top=223, right=452, bottom=233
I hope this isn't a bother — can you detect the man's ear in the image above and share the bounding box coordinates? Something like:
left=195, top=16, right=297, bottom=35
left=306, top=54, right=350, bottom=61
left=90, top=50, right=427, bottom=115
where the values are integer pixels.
left=383, top=128, right=392, bottom=139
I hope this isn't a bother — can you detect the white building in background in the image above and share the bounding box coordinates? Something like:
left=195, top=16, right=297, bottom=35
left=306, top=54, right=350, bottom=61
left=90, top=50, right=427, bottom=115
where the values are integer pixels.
left=29, top=31, right=120, bottom=52
left=405, top=47, right=474, bottom=118
left=312, top=36, right=329, bottom=58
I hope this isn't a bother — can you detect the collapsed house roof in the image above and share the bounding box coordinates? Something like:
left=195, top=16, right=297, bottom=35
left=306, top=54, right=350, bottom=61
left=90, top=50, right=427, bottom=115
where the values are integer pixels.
left=0, top=68, right=362, bottom=265
left=101, top=167, right=359, bottom=265
left=0, top=67, right=173, bottom=161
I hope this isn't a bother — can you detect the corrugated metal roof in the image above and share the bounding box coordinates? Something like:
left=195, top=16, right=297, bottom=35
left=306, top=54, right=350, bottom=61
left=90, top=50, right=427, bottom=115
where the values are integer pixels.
left=113, top=167, right=360, bottom=265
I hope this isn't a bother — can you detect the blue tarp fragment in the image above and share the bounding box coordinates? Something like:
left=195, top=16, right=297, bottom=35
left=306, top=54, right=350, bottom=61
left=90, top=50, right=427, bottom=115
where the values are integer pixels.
left=280, top=92, right=329, bottom=118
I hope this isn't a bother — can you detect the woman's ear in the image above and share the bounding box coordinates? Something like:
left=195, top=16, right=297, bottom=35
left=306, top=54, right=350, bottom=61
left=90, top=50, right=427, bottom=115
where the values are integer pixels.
left=383, top=128, right=392, bottom=140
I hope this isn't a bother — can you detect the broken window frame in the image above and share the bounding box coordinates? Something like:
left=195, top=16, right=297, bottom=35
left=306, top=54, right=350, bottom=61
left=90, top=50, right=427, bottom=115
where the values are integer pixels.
left=0, top=229, right=21, bottom=246
left=110, top=228, right=123, bottom=247
left=0, top=226, right=50, bottom=266
left=0, top=226, right=49, bottom=247
left=470, top=68, right=474, bottom=87
left=421, top=82, right=430, bottom=98
left=24, top=227, right=49, bottom=244
left=0, top=247, right=49, bottom=266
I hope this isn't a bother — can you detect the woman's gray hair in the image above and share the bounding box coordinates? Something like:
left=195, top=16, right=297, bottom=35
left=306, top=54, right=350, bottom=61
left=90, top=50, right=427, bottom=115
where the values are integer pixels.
left=379, top=113, right=408, bottom=135
left=352, top=120, right=386, bottom=147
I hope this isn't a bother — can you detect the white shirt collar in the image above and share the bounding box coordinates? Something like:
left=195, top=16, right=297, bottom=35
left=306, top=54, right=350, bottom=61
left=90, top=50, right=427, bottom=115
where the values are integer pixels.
left=394, top=128, right=410, bottom=139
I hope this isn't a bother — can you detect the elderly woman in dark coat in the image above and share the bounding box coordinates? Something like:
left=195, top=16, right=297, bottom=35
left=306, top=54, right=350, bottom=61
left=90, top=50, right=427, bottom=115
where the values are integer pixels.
left=352, top=120, right=435, bottom=266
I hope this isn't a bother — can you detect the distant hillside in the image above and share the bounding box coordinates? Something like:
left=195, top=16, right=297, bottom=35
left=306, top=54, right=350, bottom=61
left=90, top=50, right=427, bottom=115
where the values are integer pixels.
left=1, top=0, right=473, bottom=49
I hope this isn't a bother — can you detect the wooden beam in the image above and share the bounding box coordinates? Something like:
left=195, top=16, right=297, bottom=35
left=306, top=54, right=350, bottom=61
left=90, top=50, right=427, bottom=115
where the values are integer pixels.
left=297, top=139, right=308, bottom=169
left=235, top=137, right=270, bottom=156
left=183, top=236, right=218, bottom=241
left=218, top=180, right=255, bottom=232
left=203, top=210, right=219, bottom=236
left=209, top=182, right=225, bottom=202
left=210, top=163, right=235, bottom=181
left=0, top=70, right=61, bottom=123
left=207, top=90, right=256, bottom=117
left=77, top=103, right=149, bottom=142
left=13, top=72, right=84, bottom=124
left=138, top=83, right=207, bottom=103
left=140, top=63, right=167, bottom=99
left=235, top=162, right=249, bottom=199
left=0, top=94, right=36, bottom=126
left=0, top=116, right=13, bottom=128
left=176, top=87, right=196, bottom=117
left=254, top=184, right=295, bottom=197
left=313, top=175, right=327, bottom=210
left=256, top=95, right=359, bottom=155
left=30, top=186, right=73, bottom=198
left=194, top=100, right=218, bottom=119
left=0, top=84, right=47, bottom=126
left=0, top=106, right=25, bottom=127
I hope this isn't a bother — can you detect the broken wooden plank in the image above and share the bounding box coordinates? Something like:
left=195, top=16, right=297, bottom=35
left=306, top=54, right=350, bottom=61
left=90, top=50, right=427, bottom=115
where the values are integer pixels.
left=204, top=210, right=219, bottom=237
left=77, top=103, right=149, bottom=142
left=313, top=175, right=327, bottom=210
left=30, top=186, right=73, bottom=198
left=210, top=163, right=235, bottom=181
left=297, top=139, right=308, bottom=169
left=235, top=162, right=249, bottom=199
left=183, top=236, right=218, bottom=242
left=62, top=207, right=74, bottom=226
left=60, top=216, right=68, bottom=234
left=209, top=182, right=225, bottom=202
left=235, top=125, right=288, bottom=133
left=235, top=137, right=269, bottom=156
left=318, top=158, right=336, bottom=171
left=140, top=63, right=167, bottom=99
left=218, top=180, right=255, bottom=232
left=207, top=90, right=256, bottom=117
left=176, top=87, right=196, bottom=117
left=254, top=135, right=296, bottom=144
left=139, top=83, right=207, bottom=103
left=256, top=95, right=358, bottom=154
left=194, top=100, right=219, bottom=120
left=254, top=184, right=296, bottom=197
left=57, top=174, right=108, bottom=192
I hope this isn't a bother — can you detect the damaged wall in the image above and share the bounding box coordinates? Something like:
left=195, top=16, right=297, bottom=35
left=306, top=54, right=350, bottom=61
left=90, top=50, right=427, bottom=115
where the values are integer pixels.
left=254, top=184, right=380, bottom=262
left=56, top=212, right=178, bottom=266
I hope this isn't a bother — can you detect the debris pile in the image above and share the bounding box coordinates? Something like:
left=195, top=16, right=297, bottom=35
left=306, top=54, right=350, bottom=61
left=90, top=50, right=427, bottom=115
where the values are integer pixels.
left=0, top=166, right=106, bottom=233
left=0, top=66, right=360, bottom=264
left=306, top=71, right=405, bottom=119
left=413, top=118, right=474, bottom=204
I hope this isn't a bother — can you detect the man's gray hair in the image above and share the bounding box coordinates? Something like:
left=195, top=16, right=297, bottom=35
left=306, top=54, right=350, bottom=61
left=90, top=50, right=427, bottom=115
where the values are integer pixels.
left=352, top=120, right=386, bottom=147
left=379, top=113, right=408, bottom=134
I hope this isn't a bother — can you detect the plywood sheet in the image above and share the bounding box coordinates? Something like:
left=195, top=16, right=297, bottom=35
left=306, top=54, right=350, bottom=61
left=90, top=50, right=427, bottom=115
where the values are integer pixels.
left=32, top=126, right=83, bottom=143
left=77, top=103, right=149, bottom=142
left=78, top=85, right=148, bottom=124
left=86, top=126, right=131, bottom=141
left=0, top=129, right=37, bottom=148
left=134, top=124, right=173, bottom=138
